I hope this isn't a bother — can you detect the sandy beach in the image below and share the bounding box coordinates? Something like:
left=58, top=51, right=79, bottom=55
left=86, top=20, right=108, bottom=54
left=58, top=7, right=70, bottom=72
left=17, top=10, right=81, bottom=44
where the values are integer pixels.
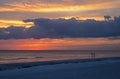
left=0, top=57, right=120, bottom=79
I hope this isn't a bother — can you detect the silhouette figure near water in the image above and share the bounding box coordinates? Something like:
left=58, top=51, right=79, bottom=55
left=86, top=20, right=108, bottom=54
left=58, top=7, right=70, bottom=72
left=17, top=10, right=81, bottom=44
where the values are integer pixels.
left=91, top=52, right=96, bottom=59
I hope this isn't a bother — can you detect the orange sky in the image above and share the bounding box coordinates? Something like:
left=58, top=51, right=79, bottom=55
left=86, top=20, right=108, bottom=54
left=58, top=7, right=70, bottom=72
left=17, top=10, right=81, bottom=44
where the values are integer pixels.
left=0, top=19, right=33, bottom=28
left=0, top=38, right=120, bottom=50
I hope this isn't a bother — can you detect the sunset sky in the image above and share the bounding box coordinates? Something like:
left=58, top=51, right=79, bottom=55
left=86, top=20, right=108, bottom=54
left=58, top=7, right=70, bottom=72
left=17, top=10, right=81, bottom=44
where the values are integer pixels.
left=0, top=0, right=120, bottom=50
left=0, top=0, right=120, bottom=27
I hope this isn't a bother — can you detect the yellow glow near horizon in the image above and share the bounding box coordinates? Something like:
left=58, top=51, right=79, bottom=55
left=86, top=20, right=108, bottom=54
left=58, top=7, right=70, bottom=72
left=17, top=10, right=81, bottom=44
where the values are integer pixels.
left=0, top=19, right=34, bottom=28
left=63, top=16, right=104, bottom=21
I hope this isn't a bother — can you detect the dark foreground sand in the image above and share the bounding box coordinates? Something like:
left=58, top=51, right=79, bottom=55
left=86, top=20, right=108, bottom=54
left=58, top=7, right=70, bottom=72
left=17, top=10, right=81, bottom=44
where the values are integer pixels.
left=0, top=58, right=120, bottom=79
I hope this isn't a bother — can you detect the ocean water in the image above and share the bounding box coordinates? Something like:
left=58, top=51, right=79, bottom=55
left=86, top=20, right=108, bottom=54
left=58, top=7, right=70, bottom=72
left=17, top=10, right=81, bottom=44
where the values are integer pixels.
left=0, top=50, right=120, bottom=64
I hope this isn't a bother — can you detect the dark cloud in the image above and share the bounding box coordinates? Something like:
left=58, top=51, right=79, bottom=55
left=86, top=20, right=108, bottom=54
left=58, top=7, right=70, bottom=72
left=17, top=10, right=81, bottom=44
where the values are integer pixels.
left=107, top=36, right=120, bottom=40
left=0, top=16, right=120, bottom=39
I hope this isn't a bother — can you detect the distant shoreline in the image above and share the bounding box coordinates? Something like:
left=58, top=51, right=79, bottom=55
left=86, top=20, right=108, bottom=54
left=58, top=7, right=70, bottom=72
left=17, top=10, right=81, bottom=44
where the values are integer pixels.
left=0, top=57, right=120, bottom=71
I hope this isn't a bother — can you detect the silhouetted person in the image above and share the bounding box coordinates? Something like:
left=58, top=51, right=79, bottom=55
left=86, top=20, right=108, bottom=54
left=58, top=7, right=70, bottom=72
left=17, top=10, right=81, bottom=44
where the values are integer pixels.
left=91, top=52, right=95, bottom=59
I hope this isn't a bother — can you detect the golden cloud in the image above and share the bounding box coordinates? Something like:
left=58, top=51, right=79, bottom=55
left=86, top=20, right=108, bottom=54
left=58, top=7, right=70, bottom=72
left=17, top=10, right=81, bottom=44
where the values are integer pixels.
left=0, top=19, right=33, bottom=28
left=0, top=1, right=119, bottom=13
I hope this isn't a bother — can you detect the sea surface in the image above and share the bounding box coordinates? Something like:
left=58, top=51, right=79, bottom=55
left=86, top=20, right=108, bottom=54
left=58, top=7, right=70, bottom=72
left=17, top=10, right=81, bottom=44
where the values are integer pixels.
left=0, top=50, right=120, bottom=64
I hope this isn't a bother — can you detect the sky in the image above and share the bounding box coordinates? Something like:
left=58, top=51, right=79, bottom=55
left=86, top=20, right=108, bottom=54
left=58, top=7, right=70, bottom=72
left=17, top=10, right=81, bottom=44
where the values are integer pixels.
left=0, top=0, right=120, bottom=50
left=0, top=0, right=120, bottom=27
left=0, top=38, right=120, bottom=50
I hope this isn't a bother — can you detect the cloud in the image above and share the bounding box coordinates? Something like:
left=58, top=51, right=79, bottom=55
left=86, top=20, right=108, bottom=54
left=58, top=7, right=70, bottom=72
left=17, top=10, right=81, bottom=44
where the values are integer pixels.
left=0, top=0, right=119, bottom=13
left=0, top=0, right=120, bottom=21
left=0, top=19, right=33, bottom=28
left=40, top=0, right=64, bottom=3
left=0, top=17, right=120, bottom=39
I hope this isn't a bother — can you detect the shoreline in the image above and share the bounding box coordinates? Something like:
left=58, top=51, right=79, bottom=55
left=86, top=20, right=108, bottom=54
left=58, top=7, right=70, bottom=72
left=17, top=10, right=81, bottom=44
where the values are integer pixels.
left=0, top=57, right=120, bottom=71
left=0, top=57, right=120, bottom=79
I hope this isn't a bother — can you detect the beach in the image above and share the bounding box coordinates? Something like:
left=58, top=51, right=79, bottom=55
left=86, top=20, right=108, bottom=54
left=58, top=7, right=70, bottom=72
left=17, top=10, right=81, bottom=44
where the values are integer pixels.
left=0, top=57, right=120, bottom=79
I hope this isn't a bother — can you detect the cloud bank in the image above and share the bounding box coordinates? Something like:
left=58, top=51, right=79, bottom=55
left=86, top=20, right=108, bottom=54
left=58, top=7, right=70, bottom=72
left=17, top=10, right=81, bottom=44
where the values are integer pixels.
left=0, top=17, right=120, bottom=39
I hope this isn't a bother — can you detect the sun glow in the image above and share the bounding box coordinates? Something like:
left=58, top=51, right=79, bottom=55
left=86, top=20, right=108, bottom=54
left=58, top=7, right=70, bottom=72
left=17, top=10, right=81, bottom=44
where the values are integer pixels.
left=0, top=38, right=120, bottom=50
left=63, top=16, right=104, bottom=20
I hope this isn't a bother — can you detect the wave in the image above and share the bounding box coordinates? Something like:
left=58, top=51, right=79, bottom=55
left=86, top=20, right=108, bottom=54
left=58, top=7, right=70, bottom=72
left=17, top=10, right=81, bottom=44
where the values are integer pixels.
left=0, top=57, right=120, bottom=71
left=0, top=56, right=44, bottom=61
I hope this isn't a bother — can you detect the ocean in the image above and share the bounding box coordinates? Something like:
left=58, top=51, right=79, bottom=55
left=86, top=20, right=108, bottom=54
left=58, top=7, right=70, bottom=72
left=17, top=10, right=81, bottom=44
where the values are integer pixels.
left=0, top=50, right=120, bottom=64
